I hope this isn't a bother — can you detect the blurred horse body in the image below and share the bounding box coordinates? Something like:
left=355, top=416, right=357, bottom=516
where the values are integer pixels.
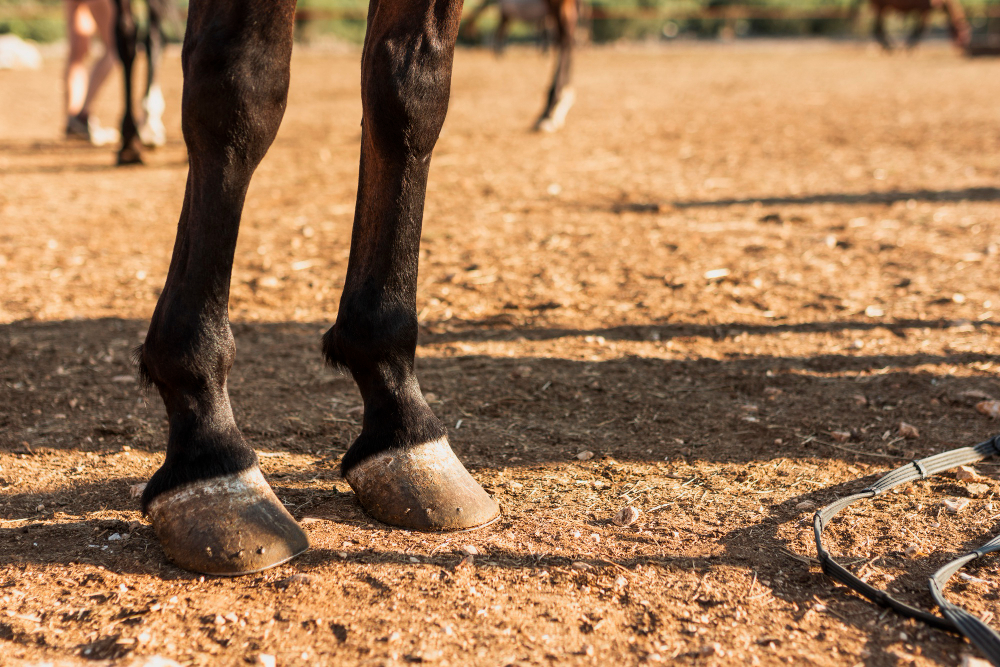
left=490, top=0, right=553, bottom=53
left=463, top=0, right=548, bottom=51
left=867, top=0, right=970, bottom=49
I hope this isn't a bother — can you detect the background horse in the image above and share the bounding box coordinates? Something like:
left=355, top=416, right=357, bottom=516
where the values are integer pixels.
left=461, top=0, right=576, bottom=130
left=462, top=0, right=554, bottom=54
left=865, top=0, right=970, bottom=50
left=112, top=0, right=577, bottom=168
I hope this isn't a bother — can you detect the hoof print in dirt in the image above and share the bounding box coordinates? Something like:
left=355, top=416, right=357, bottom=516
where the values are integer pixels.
left=147, top=467, right=308, bottom=576
left=346, top=438, right=501, bottom=531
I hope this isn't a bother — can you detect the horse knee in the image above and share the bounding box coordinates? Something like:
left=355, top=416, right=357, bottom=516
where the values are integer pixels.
left=362, top=33, right=454, bottom=158
left=180, top=32, right=291, bottom=168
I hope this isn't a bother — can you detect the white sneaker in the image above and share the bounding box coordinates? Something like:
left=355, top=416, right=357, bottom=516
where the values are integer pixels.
left=65, top=115, right=120, bottom=147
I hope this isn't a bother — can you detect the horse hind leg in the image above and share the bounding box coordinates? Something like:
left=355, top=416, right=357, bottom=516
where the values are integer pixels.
left=323, top=0, right=499, bottom=532
left=138, top=83, right=166, bottom=148
left=943, top=0, right=971, bottom=48
left=534, top=0, right=577, bottom=132
left=113, top=0, right=143, bottom=164
left=138, top=0, right=167, bottom=148
left=494, top=14, right=510, bottom=55
left=137, top=0, right=307, bottom=574
left=873, top=4, right=893, bottom=51
left=907, top=10, right=929, bottom=49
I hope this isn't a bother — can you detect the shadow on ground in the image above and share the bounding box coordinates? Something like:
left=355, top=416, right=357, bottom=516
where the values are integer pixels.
left=3, top=317, right=998, bottom=468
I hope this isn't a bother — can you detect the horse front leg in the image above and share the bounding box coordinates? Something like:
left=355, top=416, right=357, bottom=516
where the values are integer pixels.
left=494, top=13, right=511, bottom=54
left=323, top=0, right=500, bottom=531
left=534, top=0, right=576, bottom=132
left=943, top=0, right=971, bottom=48
left=906, top=9, right=929, bottom=49
left=137, top=0, right=168, bottom=148
left=459, top=0, right=493, bottom=44
left=113, top=0, right=143, bottom=164
left=873, top=3, right=893, bottom=51
left=137, top=0, right=307, bottom=575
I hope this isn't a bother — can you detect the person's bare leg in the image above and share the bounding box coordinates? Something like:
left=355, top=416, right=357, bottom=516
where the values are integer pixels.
left=65, top=0, right=119, bottom=145
left=64, top=0, right=94, bottom=121
left=78, top=0, right=118, bottom=118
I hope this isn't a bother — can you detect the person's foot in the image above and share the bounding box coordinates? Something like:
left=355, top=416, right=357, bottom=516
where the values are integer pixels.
left=65, top=114, right=120, bottom=147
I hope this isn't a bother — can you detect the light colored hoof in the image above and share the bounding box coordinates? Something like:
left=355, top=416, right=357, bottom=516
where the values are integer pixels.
left=147, top=467, right=308, bottom=575
left=138, top=84, right=167, bottom=148
left=345, top=438, right=501, bottom=531
left=534, top=87, right=575, bottom=133
left=138, top=122, right=166, bottom=148
left=535, top=117, right=562, bottom=133
left=117, top=144, right=143, bottom=166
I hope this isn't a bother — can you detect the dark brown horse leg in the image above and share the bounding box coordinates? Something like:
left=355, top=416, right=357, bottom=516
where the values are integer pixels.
left=906, top=9, right=928, bottom=48
left=324, top=0, right=499, bottom=531
left=943, top=0, right=971, bottom=48
left=138, top=0, right=168, bottom=148
left=459, top=0, right=493, bottom=43
left=534, top=0, right=577, bottom=132
left=137, top=0, right=307, bottom=574
left=494, top=13, right=511, bottom=54
left=113, top=0, right=143, bottom=164
left=873, top=3, right=893, bottom=51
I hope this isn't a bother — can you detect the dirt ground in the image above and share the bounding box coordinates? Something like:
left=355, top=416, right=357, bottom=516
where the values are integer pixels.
left=2, top=39, right=1000, bottom=666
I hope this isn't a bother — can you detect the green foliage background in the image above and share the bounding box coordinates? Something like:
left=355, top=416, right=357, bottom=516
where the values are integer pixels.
left=0, top=0, right=997, bottom=43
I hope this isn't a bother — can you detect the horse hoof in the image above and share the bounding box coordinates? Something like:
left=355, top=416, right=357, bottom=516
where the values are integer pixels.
left=138, top=123, right=166, bottom=148
left=345, top=437, right=500, bottom=531
left=533, top=87, right=575, bottom=134
left=534, top=118, right=561, bottom=133
left=117, top=147, right=143, bottom=166
left=146, top=467, right=309, bottom=575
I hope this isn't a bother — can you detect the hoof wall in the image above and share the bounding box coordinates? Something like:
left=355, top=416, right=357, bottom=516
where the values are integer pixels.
left=533, top=87, right=575, bottom=134
left=117, top=150, right=143, bottom=166
left=534, top=118, right=562, bottom=133
left=345, top=438, right=500, bottom=531
left=147, top=468, right=308, bottom=575
left=138, top=124, right=166, bottom=148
